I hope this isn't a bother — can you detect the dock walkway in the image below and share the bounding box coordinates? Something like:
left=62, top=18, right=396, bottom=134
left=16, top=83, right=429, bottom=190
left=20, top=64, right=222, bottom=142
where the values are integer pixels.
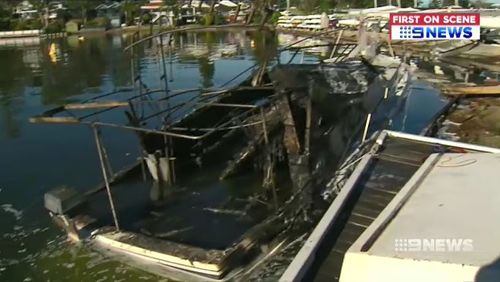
left=308, top=137, right=432, bottom=282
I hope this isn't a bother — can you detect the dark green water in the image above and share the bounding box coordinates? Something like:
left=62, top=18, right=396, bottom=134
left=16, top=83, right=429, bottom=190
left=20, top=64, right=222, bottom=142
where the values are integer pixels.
left=0, top=31, right=320, bottom=282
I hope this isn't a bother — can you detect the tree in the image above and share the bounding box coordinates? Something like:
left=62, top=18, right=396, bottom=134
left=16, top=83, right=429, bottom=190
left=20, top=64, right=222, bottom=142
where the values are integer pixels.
left=29, top=0, right=49, bottom=28
left=429, top=0, right=442, bottom=8
left=458, top=0, right=470, bottom=7
left=0, top=2, right=12, bottom=18
left=163, top=0, right=177, bottom=6
left=122, top=0, right=143, bottom=26
left=66, top=0, right=93, bottom=24
left=470, top=0, right=492, bottom=8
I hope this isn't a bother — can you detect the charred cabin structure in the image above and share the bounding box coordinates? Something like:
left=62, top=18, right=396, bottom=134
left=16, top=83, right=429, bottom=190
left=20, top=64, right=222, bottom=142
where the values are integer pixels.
left=31, top=29, right=412, bottom=281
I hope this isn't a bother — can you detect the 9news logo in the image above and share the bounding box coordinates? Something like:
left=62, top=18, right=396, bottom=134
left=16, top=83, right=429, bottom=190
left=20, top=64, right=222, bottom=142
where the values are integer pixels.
left=390, top=13, right=480, bottom=40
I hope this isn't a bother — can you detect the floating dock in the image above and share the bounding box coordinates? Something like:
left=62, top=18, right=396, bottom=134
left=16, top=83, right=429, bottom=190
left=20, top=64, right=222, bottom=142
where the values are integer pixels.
left=280, top=131, right=500, bottom=282
left=341, top=152, right=500, bottom=282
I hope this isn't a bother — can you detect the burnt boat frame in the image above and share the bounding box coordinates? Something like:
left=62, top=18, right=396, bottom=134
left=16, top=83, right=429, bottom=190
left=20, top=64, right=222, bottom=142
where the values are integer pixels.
left=30, top=28, right=402, bottom=281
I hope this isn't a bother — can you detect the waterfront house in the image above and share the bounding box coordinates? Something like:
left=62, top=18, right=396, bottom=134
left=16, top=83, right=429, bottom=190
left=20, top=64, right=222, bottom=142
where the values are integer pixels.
left=141, top=0, right=175, bottom=26
left=48, top=1, right=67, bottom=19
left=95, top=1, right=123, bottom=28
left=14, top=1, right=38, bottom=19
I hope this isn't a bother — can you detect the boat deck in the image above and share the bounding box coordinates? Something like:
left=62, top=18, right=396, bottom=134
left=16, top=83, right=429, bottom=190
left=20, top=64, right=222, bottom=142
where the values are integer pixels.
left=308, top=137, right=434, bottom=282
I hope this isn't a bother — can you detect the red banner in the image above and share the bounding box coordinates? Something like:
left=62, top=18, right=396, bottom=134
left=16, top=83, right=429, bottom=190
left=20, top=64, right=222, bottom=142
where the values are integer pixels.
left=389, top=13, right=480, bottom=26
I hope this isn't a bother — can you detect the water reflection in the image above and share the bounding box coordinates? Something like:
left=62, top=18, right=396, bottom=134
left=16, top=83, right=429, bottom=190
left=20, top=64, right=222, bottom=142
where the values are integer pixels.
left=0, top=31, right=285, bottom=141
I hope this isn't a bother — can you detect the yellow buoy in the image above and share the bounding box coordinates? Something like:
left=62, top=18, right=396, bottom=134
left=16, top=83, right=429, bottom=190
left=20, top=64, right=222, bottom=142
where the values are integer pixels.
left=48, top=43, right=58, bottom=63
left=49, top=43, right=57, bottom=55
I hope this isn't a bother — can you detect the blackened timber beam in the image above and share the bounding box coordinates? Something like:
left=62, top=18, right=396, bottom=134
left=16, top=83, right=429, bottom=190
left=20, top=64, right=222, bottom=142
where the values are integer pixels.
left=278, top=94, right=301, bottom=156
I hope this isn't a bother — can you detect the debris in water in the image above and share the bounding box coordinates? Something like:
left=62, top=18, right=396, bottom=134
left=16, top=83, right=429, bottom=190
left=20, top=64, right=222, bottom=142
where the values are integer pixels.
left=153, top=227, right=193, bottom=239
left=202, top=207, right=246, bottom=216
left=1, top=204, right=23, bottom=220
left=63, top=262, right=75, bottom=269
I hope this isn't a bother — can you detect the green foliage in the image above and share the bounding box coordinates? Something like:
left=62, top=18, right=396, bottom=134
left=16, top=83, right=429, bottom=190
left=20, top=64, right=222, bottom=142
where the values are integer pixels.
left=65, top=0, right=93, bottom=23
left=214, top=13, right=226, bottom=25
left=122, top=1, right=143, bottom=25
left=44, top=19, right=65, bottom=33
left=459, top=0, right=470, bottom=7
left=429, top=0, right=442, bottom=7
left=0, top=19, right=11, bottom=31
left=200, top=13, right=225, bottom=25
left=290, top=0, right=421, bottom=9
left=270, top=12, right=282, bottom=24
left=299, top=0, right=318, bottom=13
left=85, top=17, right=110, bottom=29
left=163, top=0, right=177, bottom=6
left=470, top=0, right=492, bottom=8
left=142, top=13, right=152, bottom=24
left=12, top=19, right=43, bottom=31
left=65, top=20, right=82, bottom=33
left=0, top=2, right=12, bottom=30
left=200, top=14, right=214, bottom=25
left=0, top=4, right=12, bottom=18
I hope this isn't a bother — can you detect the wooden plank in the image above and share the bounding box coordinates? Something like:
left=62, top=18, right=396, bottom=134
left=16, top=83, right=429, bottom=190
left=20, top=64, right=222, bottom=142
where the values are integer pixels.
left=443, top=85, right=500, bottom=96
left=29, top=116, right=80, bottom=124
left=95, top=232, right=226, bottom=275
left=64, top=101, right=129, bottom=110
left=278, top=96, right=301, bottom=156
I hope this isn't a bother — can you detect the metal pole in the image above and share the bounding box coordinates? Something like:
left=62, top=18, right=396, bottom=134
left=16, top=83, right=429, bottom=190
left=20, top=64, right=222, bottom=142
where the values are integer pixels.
left=168, top=36, right=174, bottom=82
left=361, top=113, right=372, bottom=142
left=162, top=135, right=173, bottom=185
left=139, top=145, right=147, bottom=182
left=158, top=33, right=175, bottom=184
left=260, top=108, right=269, bottom=144
left=93, top=125, right=120, bottom=231
left=304, top=98, right=312, bottom=154
left=130, top=46, right=135, bottom=92
left=100, top=134, right=114, bottom=176
left=329, top=30, right=344, bottom=59
left=159, top=33, right=170, bottom=119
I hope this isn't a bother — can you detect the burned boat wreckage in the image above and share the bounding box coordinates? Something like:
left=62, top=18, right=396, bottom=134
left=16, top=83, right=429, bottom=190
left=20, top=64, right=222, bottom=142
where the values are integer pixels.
left=31, top=31, right=421, bottom=281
